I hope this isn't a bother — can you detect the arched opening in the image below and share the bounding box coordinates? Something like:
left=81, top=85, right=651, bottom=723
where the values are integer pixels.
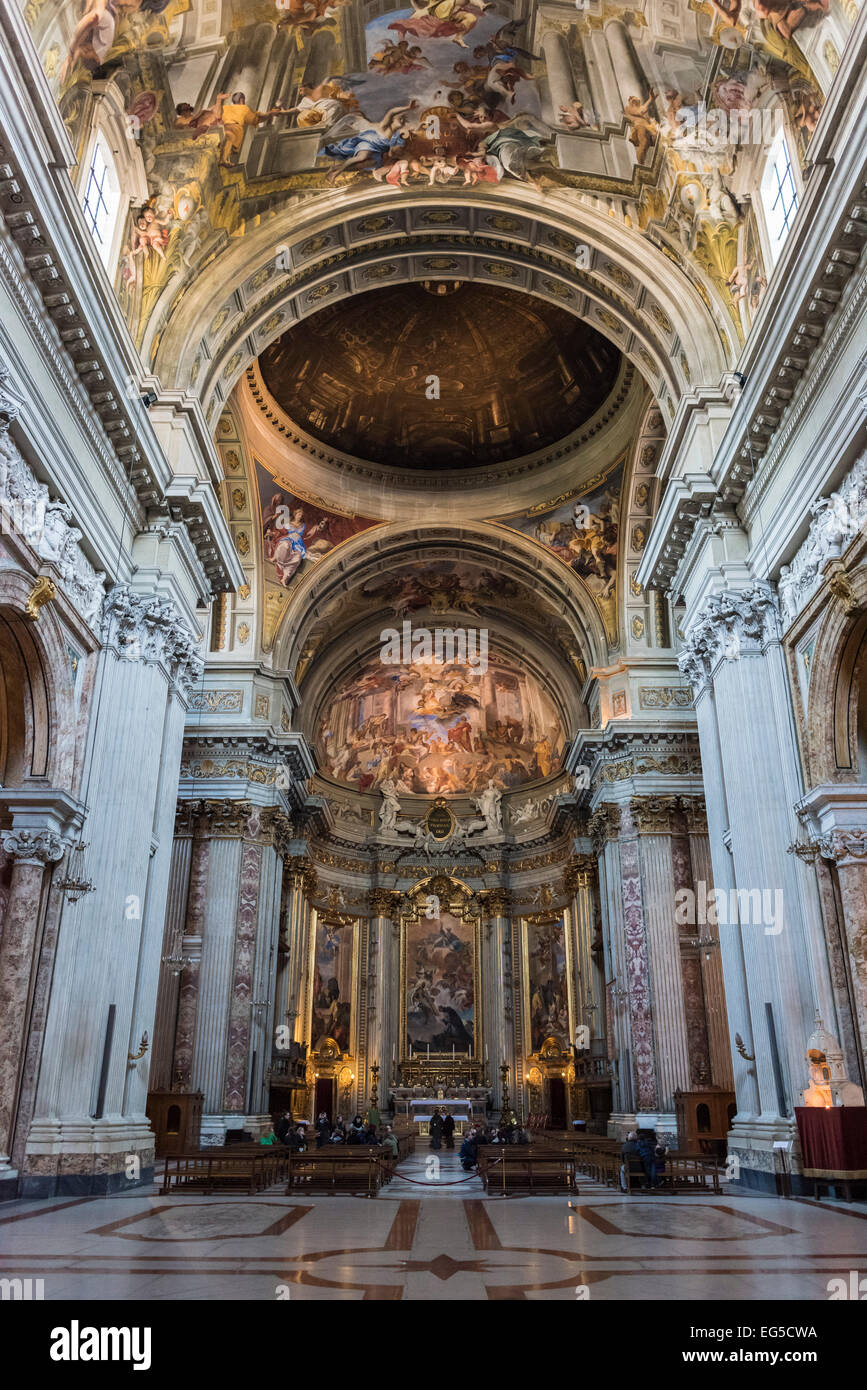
left=0, top=609, right=51, bottom=785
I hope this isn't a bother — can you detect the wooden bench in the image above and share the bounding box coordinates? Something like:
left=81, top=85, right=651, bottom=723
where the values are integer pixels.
left=477, top=1146, right=576, bottom=1194
left=160, top=1149, right=287, bottom=1195
left=285, top=1148, right=386, bottom=1196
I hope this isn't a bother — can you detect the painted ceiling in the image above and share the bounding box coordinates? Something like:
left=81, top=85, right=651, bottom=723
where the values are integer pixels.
left=257, top=281, right=623, bottom=469
left=22, top=0, right=854, bottom=366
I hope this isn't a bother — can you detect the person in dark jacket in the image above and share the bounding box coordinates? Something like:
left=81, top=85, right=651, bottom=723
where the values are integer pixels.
left=441, top=1113, right=455, bottom=1149
left=315, top=1111, right=331, bottom=1148
left=429, top=1109, right=444, bottom=1150
left=460, top=1129, right=479, bottom=1170
left=276, top=1111, right=292, bottom=1145
left=637, top=1129, right=658, bottom=1188
left=620, top=1130, right=642, bottom=1191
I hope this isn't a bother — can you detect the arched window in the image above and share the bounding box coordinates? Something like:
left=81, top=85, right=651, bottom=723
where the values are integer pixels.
left=696, top=1103, right=711, bottom=1133
left=760, top=130, right=799, bottom=264
left=81, top=133, right=122, bottom=270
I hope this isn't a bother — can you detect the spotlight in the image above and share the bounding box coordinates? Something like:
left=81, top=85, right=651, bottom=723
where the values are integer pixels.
left=140, top=389, right=158, bottom=408
left=733, top=372, right=746, bottom=389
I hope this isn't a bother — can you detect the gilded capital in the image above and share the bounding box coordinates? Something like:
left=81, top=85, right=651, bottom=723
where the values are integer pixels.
left=629, top=795, right=681, bottom=835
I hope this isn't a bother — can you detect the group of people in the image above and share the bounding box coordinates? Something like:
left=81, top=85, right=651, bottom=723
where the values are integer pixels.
left=620, top=1129, right=668, bottom=1191
left=259, top=1111, right=400, bottom=1157
left=458, top=1121, right=531, bottom=1169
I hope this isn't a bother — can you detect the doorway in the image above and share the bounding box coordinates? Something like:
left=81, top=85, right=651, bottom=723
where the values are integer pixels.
left=549, top=1077, right=567, bottom=1129
left=315, top=1076, right=335, bottom=1122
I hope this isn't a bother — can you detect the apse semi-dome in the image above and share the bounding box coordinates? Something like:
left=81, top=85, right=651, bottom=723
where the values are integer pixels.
left=317, top=649, right=565, bottom=795
left=258, top=282, right=623, bottom=471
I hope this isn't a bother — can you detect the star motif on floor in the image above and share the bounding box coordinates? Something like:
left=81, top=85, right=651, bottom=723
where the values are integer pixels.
left=390, top=1254, right=523, bottom=1281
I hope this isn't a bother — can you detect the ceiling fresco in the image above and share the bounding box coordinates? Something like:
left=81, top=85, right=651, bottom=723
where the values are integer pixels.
left=257, top=281, right=623, bottom=469
left=22, top=0, right=855, bottom=358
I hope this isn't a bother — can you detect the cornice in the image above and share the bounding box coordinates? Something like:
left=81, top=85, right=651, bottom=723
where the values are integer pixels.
left=244, top=357, right=637, bottom=493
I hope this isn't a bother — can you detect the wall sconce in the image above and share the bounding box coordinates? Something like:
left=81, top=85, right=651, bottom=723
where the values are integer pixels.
left=127, top=1032, right=149, bottom=1063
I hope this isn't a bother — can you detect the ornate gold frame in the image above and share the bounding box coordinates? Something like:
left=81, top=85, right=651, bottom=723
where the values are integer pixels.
left=307, top=908, right=360, bottom=1064
left=399, top=875, right=483, bottom=1076
left=518, top=906, right=577, bottom=1062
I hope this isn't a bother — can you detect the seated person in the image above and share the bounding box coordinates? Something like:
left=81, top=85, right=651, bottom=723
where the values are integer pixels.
left=259, top=1125, right=279, bottom=1146
left=620, top=1130, right=643, bottom=1191
left=381, top=1126, right=399, bottom=1158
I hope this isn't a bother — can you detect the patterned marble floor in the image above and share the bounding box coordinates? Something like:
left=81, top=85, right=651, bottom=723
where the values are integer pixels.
left=1, top=1151, right=865, bottom=1301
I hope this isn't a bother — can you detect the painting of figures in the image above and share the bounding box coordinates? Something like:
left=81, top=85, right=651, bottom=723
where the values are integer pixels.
left=256, top=462, right=377, bottom=588
left=405, top=912, right=474, bottom=1054
left=310, top=917, right=354, bottom=1052
left=318, top=653, right=564, bottom=794
left=527, top=918, right=569, bottom=1052
left=504, top=464, right=623, bottom=645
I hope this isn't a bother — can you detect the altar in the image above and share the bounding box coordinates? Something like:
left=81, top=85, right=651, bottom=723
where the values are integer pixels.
left=391, top=1087, right=489, bottom=1136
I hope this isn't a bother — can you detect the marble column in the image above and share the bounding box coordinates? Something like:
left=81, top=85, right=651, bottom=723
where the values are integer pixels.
left=367, top=890, right=401, bottom=1107
left=680, top=582, right=838, bottom=1186
left=0, top=830, right=64, bottom=1175
left=818, top=829, right=867, bottom=1055
left=591, top=805, right=634, bottom=1117
left=282, top=858, right=315, bottom=1043
left=685, top=801, right=734, bottom=1089
left=480, top=890, right=511, bottom=1110
left=614, top=801, right=659, bottom=1115
left=171, top=802, right=212, bottom=1089
left=24, top=586, right=202, bottom=1195
left=630, top=797, right=692, bottom=1112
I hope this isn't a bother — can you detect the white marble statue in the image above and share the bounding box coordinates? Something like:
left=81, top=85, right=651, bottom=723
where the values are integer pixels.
left=473, top=779, right=503, bottom=835
left=379, top=779, right=401, bottom=834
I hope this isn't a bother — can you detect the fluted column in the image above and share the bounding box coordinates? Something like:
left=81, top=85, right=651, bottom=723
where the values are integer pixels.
left=480, top=890, right=511, bottom=1109
left=680, top=581, right=838, bottom=1184
left=564, top=857, right=604, bottom=1040
left=368, top=890, right=401, bottom=1105
left=591, top=805, right=633, bottom=1116
left=25, top=586, right=201, bottom=1195
left=283, top=858, right=316, bottom=1043
left=0, top=830, right=64, bottom=1173
left=169, top=802, right=211, bottom=1088
left=685, top=801, right=734, bottom=1089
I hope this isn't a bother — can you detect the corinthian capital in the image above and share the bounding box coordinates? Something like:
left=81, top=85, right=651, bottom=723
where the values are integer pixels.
left=679, top=582, right=780, bottom=693
left=1, top=828, right=66, bottom=865
left=368, top=887, right=402, bottom=918
left=101, top=585, right=203, bottom=695
left=817, top=829, right=867, bottom=866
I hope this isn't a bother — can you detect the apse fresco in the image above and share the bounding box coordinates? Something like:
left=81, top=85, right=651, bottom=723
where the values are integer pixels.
left=256, top=462, right=378, bottom=588
left=310, top=916, right=354, bottom=1052
left=405, top=912, right=474, bottom=1055
left=360, top=560, right=521, bottom=616
left=504, top=463, right=623, bottom=646
left=23, top=0, right=851, bottom=351
left=526, top=917, right=569, bottom=1052
left=318, top=653, right=563, bottom=794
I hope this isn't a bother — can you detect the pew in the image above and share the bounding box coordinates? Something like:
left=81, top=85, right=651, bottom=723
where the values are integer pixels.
left=159, top=1148, right=289, bottom=1194
left=285, top=1147, right=386, bottom=1196
left=477, top=1146, right=576, bottom=1194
